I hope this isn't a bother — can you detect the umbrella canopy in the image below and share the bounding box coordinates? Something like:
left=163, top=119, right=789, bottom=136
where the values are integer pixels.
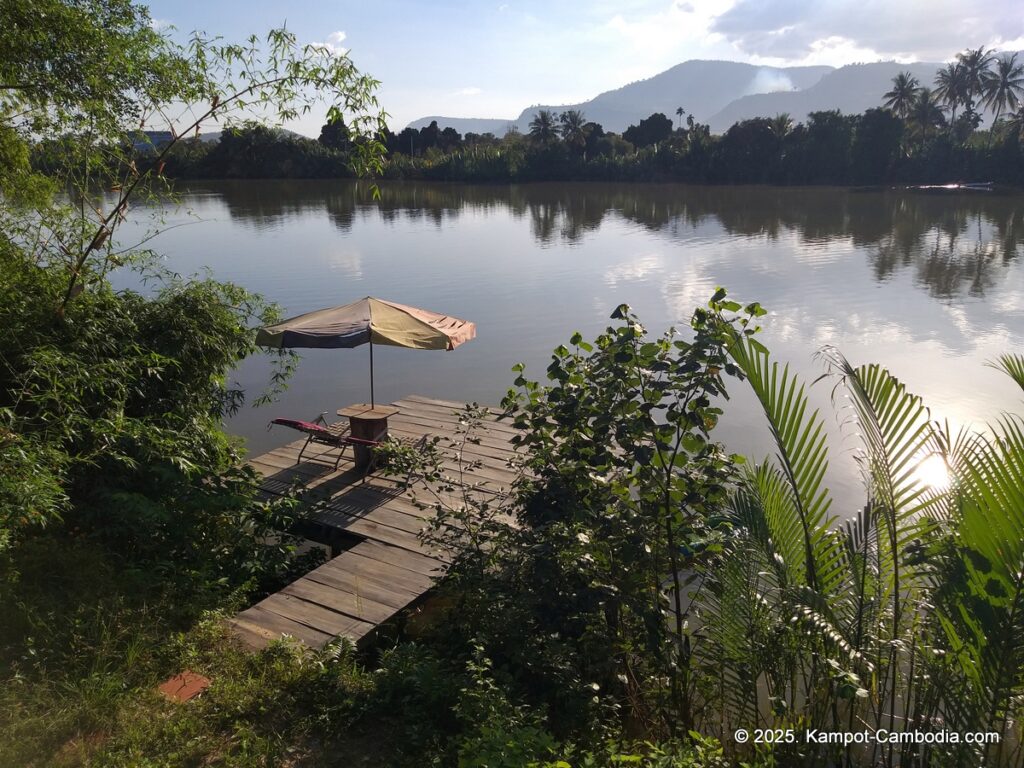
left=255, top=297, right=476, bottom=407
left=255, top=296, right=475, bottom=351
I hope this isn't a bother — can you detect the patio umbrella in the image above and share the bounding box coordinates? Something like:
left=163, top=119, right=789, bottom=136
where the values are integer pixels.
left=255, top=296, right=476, bottom=407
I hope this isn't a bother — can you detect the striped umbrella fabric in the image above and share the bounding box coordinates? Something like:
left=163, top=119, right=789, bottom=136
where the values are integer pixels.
left=255, top=297, right=476, bottom=405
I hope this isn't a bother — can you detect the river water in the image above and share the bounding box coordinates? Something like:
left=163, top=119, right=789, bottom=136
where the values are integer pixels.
left=112, top=180, right=1024, bottom=505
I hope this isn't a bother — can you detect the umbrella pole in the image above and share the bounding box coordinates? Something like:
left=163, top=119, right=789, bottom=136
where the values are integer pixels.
left=369, top=338, right=375, bottom=408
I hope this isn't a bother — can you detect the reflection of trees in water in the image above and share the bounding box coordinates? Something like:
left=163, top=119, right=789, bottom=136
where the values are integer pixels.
left=916, top=241, right=1000, bottom=298
left=192, top=179, right=1022, bottom=299
left=868, top=204, right=1020, bottom=298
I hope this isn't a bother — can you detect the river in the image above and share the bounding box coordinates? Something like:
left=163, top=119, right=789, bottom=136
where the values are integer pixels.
left=111, top=180, right=1024, bottom=504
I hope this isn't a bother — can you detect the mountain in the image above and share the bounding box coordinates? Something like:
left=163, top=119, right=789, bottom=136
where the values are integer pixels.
left=408, top=60, right=833, bottom=135
left=706, top=61, right=942, bottom=132
left=508, top=60, right=833, bottom=134
left=404, top=116, right=514, bottom=136
left=408, top=53, right=1021, bottom=137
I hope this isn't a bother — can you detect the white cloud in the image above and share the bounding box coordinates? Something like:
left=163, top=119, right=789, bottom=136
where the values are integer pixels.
left=711, top=0, right=1024, bottom=63
left=586, top=0, right=740, bottom=83
left=452, top=87, right=483, bottom=97
left=311, top=30, right=348, bottom=57
left=149, top=18, right=172, bottom=31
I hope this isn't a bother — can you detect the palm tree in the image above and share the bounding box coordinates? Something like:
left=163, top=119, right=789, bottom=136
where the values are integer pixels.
left=934, top=62, right=967, bottom=128
left=675, top=106, right=685, bottom=130
left=768, top=113, right=792, bottom=141
left=983, top=53, right=1024, bottom=129
left=883, top=72, right=920, bottom=118
left=956, top=46, right=996, bottom=121
left=699, top=326, right=1024, bottom=759
left=1005, top=105, right=1024, bottom=141
left=907, top=87, right=946, bottom=140
left=528, top=109, right=557, bottom=144
left=558, top=109, right=587, bottom=153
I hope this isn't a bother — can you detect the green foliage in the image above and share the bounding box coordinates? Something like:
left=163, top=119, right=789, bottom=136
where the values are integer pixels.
left=0, top=0, right=199, bottom=138
left=418, top=294, right=764, bottom=739
left=683, top=326, right=1024, bottom=765
left=453, top=647, right=561, bottom=768
left=623, top=113, right=674, bottom=148
left=0, top=5, right=387, bottom=761
left=404, top=296, right=1024, bottom=766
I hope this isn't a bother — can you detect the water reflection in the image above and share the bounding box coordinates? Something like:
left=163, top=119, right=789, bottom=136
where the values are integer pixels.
left=199, top=180, right=1022, bottom=300
left=116, top=179, right=1022, bottom=493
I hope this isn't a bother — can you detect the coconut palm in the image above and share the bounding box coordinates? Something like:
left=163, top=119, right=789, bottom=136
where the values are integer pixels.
left=675, top=106, right=685, bottom=130
left=907, top=87, right=946, bottom=141
left=558, top=109, right=587, bottom=153
left=1005, top=105, right=1024, bottom=141
left=934, top=62, right=968, bottom=127
left=883, top=72, right=920, bottom=118
left=768, top=112, right=792, bottom=141
left=528, top=109, right=558, bottom=144
left=956, top=46, right=996, bottom=121
left=983, top=53, right=1024, bottom=129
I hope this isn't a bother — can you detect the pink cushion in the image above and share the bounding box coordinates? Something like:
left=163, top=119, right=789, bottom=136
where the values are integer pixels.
left=270, top=417, right=330, bottom=435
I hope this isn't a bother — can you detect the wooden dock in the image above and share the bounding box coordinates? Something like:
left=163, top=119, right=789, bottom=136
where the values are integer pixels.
left=227, top=395, right=520, bottom=651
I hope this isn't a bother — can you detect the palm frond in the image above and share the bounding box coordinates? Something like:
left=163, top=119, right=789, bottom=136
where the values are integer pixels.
left=989, top=353, right=1024, bottom=394
left=728, top=335, right=840, bottom=595
left=819, top=348, right=942, bottom=639
left=820, top=348, right=939, bottom=525
left=936, top=415, right=1024, bottom=734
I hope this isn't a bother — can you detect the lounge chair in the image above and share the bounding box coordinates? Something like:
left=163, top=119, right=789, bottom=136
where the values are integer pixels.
left=268, top=413, right=428, bottom=481
left=268, top=413, right=375, bottom=470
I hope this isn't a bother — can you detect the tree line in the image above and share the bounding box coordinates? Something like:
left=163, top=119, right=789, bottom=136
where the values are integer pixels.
left=78, top=46, right=1024, bottom=187
left=883, top=48, right=1024, bottom=142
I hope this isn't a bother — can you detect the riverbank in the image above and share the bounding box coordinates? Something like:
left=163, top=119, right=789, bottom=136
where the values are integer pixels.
left=42, top=112, right=1023, bottom=188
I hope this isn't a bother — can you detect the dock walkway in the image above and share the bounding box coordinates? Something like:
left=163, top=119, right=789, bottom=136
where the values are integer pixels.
left=227, top=395, right=520, bottom=650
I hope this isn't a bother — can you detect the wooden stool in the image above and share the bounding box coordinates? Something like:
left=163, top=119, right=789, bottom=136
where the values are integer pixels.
left=337, top=404, right=400, bottom=470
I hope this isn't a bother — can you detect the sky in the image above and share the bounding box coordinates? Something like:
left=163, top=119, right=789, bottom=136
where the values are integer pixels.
left=144, top=0, right=1024, bottom=137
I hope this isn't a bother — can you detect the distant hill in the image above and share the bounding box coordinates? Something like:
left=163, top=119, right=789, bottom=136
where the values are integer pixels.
left=409, top=53, right=1021, bottom=137
left=707, top=61, right=942, bottom=131
left=408, top=60, right=832, bottom=135
left=404, top=117, right=515, bottom=136
left=508, top=60, right=833, bottom=133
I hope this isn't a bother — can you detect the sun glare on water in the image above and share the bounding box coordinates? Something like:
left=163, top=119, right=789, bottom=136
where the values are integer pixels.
left=914, top=454, right=952, bottom=491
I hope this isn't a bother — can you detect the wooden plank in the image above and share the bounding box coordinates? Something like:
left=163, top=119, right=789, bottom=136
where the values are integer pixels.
left=341, top=515, right=447, bottom=560
left=387, top=409, right=520, bottom=445
left=302, top=563, right=422, bottom=609
left=227, top=619, right=277, bottom=651
left=390, top=403, right=521, bottom=439
left=254, top=453, right=348, bottom=481
left=281, top=577, right=397, bottom=624
left=324, top=480, right=489, bottom=527
left=349, top=540, right=445, bottom=579
left=263, top=446, right=512, bottom=496
left=386, top=421, right=522, bottom=461
left=257, top=593, right=376, bottom=639
left=255, top=423, right=520, bottom=481
left=403, top=394, right=475, bottom=409
left=395, top=397, right=516, bottom=431
left=231, top=605, right=336, bottom=648
left=404, top=394, right=504, bottom=417
left=230, top=395, right=519, bottom=652
left=317, top=552, right=434, bottom=595
left=312, top=492, right=431, bottom=535
left=392, top=398, right=502, bottom=424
